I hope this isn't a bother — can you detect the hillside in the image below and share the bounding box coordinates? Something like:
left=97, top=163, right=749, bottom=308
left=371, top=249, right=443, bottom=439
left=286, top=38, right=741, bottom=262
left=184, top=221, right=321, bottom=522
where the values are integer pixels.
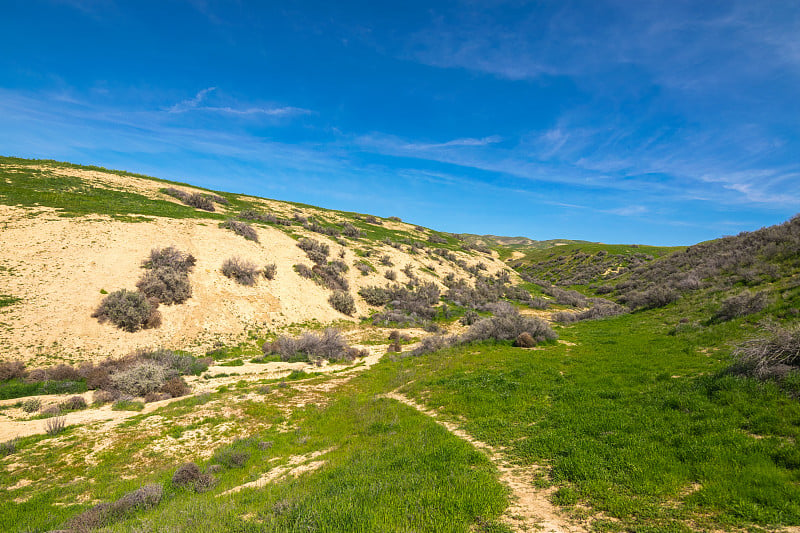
left=0, top=157, right=513, bottom=364
left=1, top=157, right=800, bottom=533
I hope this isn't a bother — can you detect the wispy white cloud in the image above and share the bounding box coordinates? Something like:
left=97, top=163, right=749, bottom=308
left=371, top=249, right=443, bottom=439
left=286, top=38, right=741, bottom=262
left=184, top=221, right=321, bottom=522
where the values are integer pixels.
left=605, top=205, right=648, bottom=217
left=167, top=87, right=311, bottom=117
left=403, top=135, right=502, bottom=150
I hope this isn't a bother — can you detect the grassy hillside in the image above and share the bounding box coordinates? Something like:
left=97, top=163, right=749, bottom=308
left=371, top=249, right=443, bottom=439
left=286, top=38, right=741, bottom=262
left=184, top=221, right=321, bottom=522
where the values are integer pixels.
left=1, top=157, right=799, bottom=532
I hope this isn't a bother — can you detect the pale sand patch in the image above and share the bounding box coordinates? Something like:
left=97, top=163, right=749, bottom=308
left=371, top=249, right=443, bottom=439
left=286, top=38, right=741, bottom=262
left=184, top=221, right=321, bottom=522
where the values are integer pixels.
left=219, top=448, right=333, bottom=496
left=510, top=251, right=526, bottom=260
left=382, top=392, right=587, bottom=533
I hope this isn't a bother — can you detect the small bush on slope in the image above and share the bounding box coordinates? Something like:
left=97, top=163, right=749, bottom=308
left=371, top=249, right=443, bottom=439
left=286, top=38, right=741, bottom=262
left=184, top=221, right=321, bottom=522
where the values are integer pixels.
left=142, top=246, right=196, bottom=273
left=221, top=219, right=259, bottom=242
left=329, top=290, right=356, bottom=315
left=712, top=290, right=768, bottom=322
left=264, top=328, right=367, bottom=363
left=92, top=289, right=161, bottom=332
left=221, top=257, right=259, bottom=286
left=730, top=323, right=800, bottom=380
left=136, top=267, right=192, bottom=304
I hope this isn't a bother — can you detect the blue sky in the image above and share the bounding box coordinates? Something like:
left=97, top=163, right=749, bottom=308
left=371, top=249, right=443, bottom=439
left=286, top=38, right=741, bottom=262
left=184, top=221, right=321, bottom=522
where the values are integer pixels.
left=1, top=1, right=798, bottom=245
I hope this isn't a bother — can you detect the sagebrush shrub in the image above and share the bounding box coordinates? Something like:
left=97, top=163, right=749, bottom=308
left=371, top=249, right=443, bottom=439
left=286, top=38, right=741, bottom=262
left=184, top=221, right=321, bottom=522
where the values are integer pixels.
left=92, top=289, right=160, bottom=332
left=513, top=332, right=537, bottom=348
left=462, top=304, right=556, bottom=344
left=26, top=363, right=80, bottom=383
left=265, top=328, right=364, bottom=363
left=341, top=222, right=363, bottom=238
left=160, top=376, right=190, bottom=398
left=45, top=415, right=66, bottom=435
left=359, top=286, right=392, bottom=306
left=713, top=291, right=768, bottom=322
left=222, top=219, right=259, bottom=242
left=0, top=439, right=17, bottom=457
left=22, top=398, right=41, bottom=413
left=110, top=362, right=169, bottom=397
left=185, top=193, right=215, bottom=211
left=731, top=324, right=800, bottom=379
left=172, top=463, right=215, bottom=492
left=0, top=360, right=26, bottom=381
left=60, top=396, right=88, bottom=411
left=356, top=262, right=371, bottom=276
left=221, top=257, right=259, bottom=286
left=384, top=270, right=397, bottom=281
left=136, top=267, right=192, bottom=304
left=214, top=448, right=250, bottom=469
left=329, top=290, right=356, bottom=315
left=142, top=247, right=196, bottom=273
left=144, top=392, right=171, bottom=403
left=263, top=263, right=277, bottom=280
left=92, top=389, right=115, bottom=404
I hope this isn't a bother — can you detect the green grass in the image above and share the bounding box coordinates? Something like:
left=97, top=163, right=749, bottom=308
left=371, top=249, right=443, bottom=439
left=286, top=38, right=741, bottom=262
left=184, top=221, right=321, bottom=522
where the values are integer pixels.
left=386, top=308, right=800, bottom=530
left=0, top=295, right=21, bottom=308
left=0, top=378, right=86, bottom=400
left=112, top=399, right=145, bottom=411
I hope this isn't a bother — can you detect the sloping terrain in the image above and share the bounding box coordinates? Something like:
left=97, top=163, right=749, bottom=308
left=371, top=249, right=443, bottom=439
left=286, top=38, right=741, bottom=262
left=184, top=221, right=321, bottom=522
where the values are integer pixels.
left=0, top=158, right=510, bottom=364
left=1, top=157, right=800, bottom=533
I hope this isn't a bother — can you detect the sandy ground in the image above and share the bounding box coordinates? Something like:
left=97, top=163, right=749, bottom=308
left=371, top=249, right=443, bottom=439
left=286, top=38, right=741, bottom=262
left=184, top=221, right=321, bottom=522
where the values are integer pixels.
left=0, top=193, right=508, bottom=364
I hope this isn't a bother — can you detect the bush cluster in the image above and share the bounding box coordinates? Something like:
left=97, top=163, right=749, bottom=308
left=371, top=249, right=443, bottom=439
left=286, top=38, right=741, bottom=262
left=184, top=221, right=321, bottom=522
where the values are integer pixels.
left=412, top=304, right=557, bottom=356
left=163, top=188, right=216, bottom=211
left=238, top=209, right=292, bottom=226
left=731, top=323, right=800, bottom=380
left=712, top=291, right=768, bottom=322
left=172, top=462, right=216, bottom=492
left=264, top=328, right=367, bottom=363
left=16, top=348, right=206, bottom=404
left=95, top=247, right=196, bottom=331
left=297, top=238, right=330, bottom=265
left=221, top=219, right=259, bottom=242
left=67, top=484, right=163, bottom=531
left=553, top=300, right=626, bottom=324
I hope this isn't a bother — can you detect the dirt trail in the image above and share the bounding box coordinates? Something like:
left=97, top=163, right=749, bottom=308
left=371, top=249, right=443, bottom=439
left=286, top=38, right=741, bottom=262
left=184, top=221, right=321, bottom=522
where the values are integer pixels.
left=382, top=392, right=587, bottom=533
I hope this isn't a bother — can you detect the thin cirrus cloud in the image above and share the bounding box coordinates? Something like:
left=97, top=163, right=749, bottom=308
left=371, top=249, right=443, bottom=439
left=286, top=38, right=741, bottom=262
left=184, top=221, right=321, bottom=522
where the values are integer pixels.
left=167, top=87, right=311, bottom=117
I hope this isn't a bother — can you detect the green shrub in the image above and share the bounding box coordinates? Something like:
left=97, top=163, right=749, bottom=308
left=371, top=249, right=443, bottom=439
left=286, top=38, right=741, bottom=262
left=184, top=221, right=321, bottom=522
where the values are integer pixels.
left=92, top=289, right=161, bottom=332
left=221, top=257, right=259, bottom=286
left=22, top=398, right=41, bottom=413
left=329, top=290, right=356, bottom=315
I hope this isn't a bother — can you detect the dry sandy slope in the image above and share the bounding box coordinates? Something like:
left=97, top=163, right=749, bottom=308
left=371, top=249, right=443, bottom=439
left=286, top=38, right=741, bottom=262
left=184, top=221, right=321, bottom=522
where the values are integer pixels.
left=0, top=209, right=509, bottom=365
